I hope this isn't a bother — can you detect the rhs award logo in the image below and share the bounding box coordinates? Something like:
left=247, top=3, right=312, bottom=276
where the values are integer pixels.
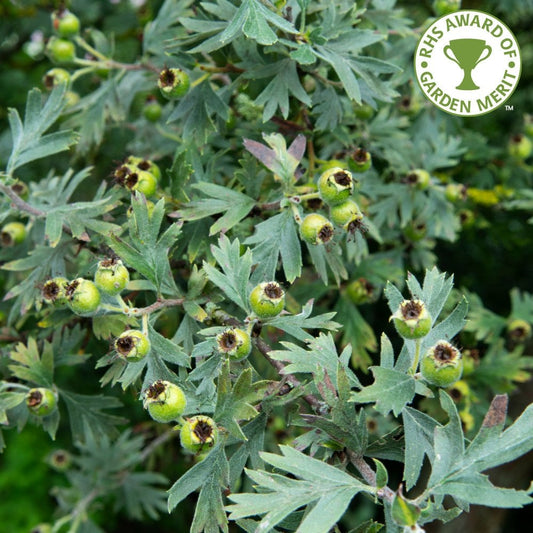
left=415, top=10, right=521, bottom=116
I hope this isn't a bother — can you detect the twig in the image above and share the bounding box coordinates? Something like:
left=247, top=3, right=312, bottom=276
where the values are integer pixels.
left=129, top=298, right=185, bottom=317
left=346, top=449, right=395, bottom=502
left=141, top=429, right=178, bottom=460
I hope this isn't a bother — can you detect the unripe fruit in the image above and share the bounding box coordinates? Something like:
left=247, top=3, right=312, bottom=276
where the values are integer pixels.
left=405, top=169, right=430, bottom=190
left=249, top=282, right=285, bottom=318
left=391, top=299, right=432, bottom=339
left=46, top=37, right=76, bottom=63
left=444, top=183, right=467, bottom=203
left=345, top=277, right=375, bottom=305
left=11, top=181, right=29, bottom=200
left=43, top=68, right=70, bottom=90
left=65, top=91, right=80, bottom=107
left=447, top=380, right=470, bottom=403
left=216, top=328, right=252, bottom=360
left=300, top=214, right=334, bottom=245
left=65, top=278, right=101, bottom=315
left=114, top=164, right=157, bottom=196
left=354, top=103, right=374, bottom=120
left=42, top=277, right=69, bottom=305
left=330, top=199, right=363, bottom=231
left=94, top=258, right=129, bottom=296
left=143, top=96, right=162, bottom=122
left=459, top=209, right=475, bottom=229
left=420, top=340, right=463, bottom=387
left=398, top=94, right=422, bottom=115
left=115, top=330, right=151, bottom=362
left=143, top=380, right=187, bottom=423
left=433, top=0, right=461, bottom=16
left=318, top=167, right=354, bottom=205
left=1, top=221, right=26, bottom=246
left=135, top=159, right=161, bottom=181
left=508, top=134, right=532, bottom=160
left=403, top=221, right=427, bottom=242
left=349, top=148, right=372, bottom=173
left=507, top=319, right=531, bottom=342
left=158, top=67, right=190, bottom=99
left=48, top=449, right=72, bottom=471
left=52, top=9, right=80, bottom=38
left=180, top=415, right=218, bottom=453
left=26, top=388, right=57, bottom=417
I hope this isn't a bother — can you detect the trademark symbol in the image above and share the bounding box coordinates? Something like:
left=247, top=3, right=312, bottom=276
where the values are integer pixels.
left=505, top=105, right=514, bottom=111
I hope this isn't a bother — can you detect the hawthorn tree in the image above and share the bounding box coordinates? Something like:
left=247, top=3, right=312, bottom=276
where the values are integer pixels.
left=0, top=1, right=532, bottom=532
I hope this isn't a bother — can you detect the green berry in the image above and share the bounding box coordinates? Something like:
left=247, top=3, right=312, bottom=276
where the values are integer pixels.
left=391, top=299, right=432, bottom=339
left=403, top=221, right=427, bottom=242
left=353, top=103, right=374, bottom=120
left=42, top=277, right=69, bottom=305
left=507, top=319, right=531, bottom=342
left=26, top=388, right=57, bottom=417
left=216, top=328, right=252, bottom=360
left=318, top=167, right=355, bottom=206
left=345, top=277, right=375, bottom=305
left=348, top=148, right=372, bottom=173
left=300, top=214, right=334, bottom=245
left=11, top=181, right=29, bottom=200
left=180, top=415, right=218, bottom=453
left=135, top=159, right=161, bottom=181
left=158, top=68, right=190, bottom=99
left=65, top=278, right=101, bottom=315
left=461, top=350, right=478, bottom=377
left=444, top=183, right=466, bottom=203
left=115, top=330, right=151, bottom=362
left=459, top=209, right=475, bottom=229
left=420, top=341, right=463, bottom=387
left=405, top=169, right=430, bottom=190
left=48, top=449, right=72, bottom=471
left=114, top=164, right=157, bottom=196
left=65, top=90, right=80, bottom=107
left=398, top=94, right=422, bottom=115
left=1, top=221, right=27, bottom=246
left=144, top=380, right=187, bottom=423
left=508, top=134, right=532, bottom=160
left=94, top=258, right=129, bottom=296
left=433, top=0, right=461, bottom=16
left=330, top=199, right=363, bottom=231
left=143, top=97, right=162, bottom=122
left=249, top=282, right=285, bottom=319
left=43, top=68, right=70, bottom=90
left=52, top=9, right=80, bottom=38
left=46, top=37, right=76, bottom=63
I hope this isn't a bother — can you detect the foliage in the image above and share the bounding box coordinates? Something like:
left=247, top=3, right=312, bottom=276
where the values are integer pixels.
left=0, top=0, right=532, bottom=532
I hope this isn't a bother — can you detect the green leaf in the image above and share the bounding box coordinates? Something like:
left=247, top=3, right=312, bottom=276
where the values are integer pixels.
left=203, top=235, right=252, bottom=312
left=178, top=182, right=255, bottom=236
left=214, top=362, right=267, bottom=440
left=0, top=391, right=26, bottom=425
left=226, top=445, right=371, bottom=532
left=245, top=210, right=302, bottom=283
left=119, top=471, right=168, bottom=520
left=168, top=442, right=228, bottom=511
left=269, top=333, right=361, bottom=390
left=7, top=85, right=78, bottom=173
left=60, top=390, right=125, bottom=443
left=268, top=300, right=340, bottom=342
left=253, top=59, right=312, bottom=121
left=427, top=392, right=533, bottom=508
left=350, top=367, right=416, bottom=416
left=8, top=338, right=54, bottom=387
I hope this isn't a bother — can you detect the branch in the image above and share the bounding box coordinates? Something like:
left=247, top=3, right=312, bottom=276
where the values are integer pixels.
left=346, top=450, right=395, bottom=502
left=129, top=298, right=185, bottom=317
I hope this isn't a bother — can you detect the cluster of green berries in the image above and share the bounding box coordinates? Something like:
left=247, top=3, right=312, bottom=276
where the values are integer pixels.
left=391, top=299, right=463, bottom=387
left=42, top=258, right=129, bottom=315
left=46, top=9, right=80, bottom=64
left=157, top=67, right=190, bottom=100
left=143, top=380, right=218, bottom=453
left=114, top=156, right=161, bottom=197
left=317, top=167, right=365, bottom=234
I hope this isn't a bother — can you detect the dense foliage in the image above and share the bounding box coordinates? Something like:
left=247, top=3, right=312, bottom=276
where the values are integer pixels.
left=0, top=1, right=532, bottom=532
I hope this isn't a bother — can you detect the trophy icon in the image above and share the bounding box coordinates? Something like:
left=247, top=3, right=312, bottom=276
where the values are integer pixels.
left=443, top=39, right=492, bottom=90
